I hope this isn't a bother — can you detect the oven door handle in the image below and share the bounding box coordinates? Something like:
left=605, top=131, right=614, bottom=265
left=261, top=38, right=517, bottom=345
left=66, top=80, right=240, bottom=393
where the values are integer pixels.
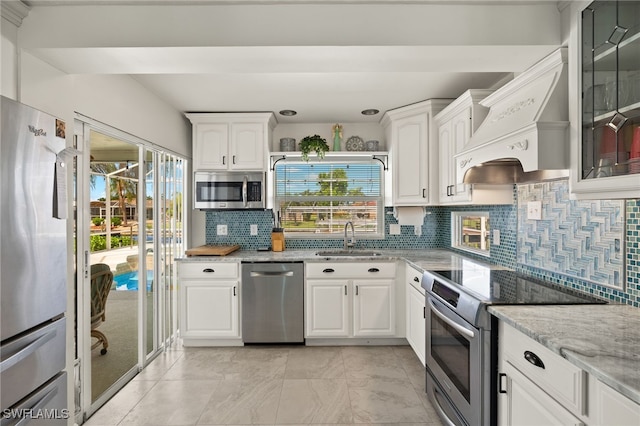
left=428, top=298, right=475, bottom=339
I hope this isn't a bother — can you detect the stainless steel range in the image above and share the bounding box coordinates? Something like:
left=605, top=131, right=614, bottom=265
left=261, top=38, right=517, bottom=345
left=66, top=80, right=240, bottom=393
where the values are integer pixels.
left=421, top=261, right=606, bottom=426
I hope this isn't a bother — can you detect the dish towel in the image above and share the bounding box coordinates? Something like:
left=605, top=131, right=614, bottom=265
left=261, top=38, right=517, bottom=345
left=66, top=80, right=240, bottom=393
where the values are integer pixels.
left=393, top=206, right=426, bottom=236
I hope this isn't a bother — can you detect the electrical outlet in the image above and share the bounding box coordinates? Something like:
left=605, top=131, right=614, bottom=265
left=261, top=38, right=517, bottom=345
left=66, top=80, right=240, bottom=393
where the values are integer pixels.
left=527, top=201, right=542, bottom=220
left=217, top=224, right=228, bottom=236
left=493, top=229, right=500, bottom=245
left=250, top=224, right=258, bottom=235
left=389, top=224, right=401, bottom=235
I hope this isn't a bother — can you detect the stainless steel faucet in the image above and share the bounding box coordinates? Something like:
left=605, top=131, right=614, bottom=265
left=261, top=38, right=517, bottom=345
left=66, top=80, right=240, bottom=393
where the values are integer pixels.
left=344, top=221, right=355, bottom=250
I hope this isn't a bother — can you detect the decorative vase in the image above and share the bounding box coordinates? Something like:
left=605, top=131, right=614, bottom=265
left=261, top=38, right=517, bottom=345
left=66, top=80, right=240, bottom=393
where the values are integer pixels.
left=332, top=124, right=343, bottom=151
left=280, top=138, right=296, bottom=152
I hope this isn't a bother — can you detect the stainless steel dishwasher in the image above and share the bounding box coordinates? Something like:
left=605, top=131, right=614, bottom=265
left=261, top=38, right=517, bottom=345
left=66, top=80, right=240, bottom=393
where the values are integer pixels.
left=241, top=261, right=304, bottom=343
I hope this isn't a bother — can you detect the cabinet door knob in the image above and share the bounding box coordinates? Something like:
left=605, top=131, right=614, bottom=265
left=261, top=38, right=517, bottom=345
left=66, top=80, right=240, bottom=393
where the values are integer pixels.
left=203, top=268, right=215, bottom=273
left=368, top=268, right=380, bottom=273
left=524, top=350, right=545, bottom=369
left=413, top=276, right=420, bottom=282
left=322, top=268, right=335, bottom=273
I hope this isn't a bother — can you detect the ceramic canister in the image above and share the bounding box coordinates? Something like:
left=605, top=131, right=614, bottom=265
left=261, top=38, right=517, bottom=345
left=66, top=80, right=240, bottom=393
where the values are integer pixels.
left=280, top=138, right=296, bottom=152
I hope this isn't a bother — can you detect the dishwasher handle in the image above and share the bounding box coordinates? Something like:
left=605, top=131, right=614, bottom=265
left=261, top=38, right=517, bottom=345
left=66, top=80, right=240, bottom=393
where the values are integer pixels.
left=250, top=271, right=294, bottom=277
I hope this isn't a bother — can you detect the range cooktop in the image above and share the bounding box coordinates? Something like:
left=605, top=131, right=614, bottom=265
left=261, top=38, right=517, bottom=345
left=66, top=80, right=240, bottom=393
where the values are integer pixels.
left=424, top=261, right=606, bottom=306
left=422, top=262, right=606, bottom=327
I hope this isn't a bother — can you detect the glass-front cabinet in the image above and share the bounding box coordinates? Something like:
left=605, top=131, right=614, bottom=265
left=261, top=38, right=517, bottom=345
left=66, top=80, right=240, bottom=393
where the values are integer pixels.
left=574, top=0, right=640, bottom=198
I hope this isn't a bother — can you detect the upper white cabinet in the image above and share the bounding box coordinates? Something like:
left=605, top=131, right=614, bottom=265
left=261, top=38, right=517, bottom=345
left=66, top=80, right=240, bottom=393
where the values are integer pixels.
left=382, top=100, right=451, bottom=206
left=569, top=0, right=640, bottom=199
left=186, top=113, right=276, bottom=171
left=435, top=90, right=513, bottom=205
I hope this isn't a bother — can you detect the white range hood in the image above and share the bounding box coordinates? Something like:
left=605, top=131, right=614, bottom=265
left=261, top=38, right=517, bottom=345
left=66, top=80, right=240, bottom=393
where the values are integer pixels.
left=455, top=48, right=569, bottom=184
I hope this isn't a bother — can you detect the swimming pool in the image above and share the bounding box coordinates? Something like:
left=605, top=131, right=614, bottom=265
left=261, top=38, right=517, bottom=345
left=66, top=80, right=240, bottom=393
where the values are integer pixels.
left=113, top=271, right=153, bottom=291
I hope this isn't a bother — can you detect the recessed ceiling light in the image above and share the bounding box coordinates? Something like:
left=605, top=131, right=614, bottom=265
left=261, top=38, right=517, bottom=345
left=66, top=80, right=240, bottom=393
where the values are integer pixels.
left=279, top=109, right=297, bottom=116
left=361, top=109, right=380, bottom=116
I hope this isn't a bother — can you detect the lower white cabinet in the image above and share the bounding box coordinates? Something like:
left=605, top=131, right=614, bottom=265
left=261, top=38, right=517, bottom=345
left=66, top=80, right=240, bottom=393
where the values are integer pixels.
left=498, top=321, right=640, bottom=426
left=305, top=262, right=397, bottom=339
left=405, top=263, right=426, bottom=364
left=178, top=261, right=241, bottom=346
left=590, top=378, right=640, bottom=426
left=500, top=360, right=585, bottom=426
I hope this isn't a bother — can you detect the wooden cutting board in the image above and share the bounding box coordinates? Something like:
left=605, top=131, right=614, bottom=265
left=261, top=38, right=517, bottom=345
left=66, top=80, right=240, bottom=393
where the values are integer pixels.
left=185, top=244, right=241, bottom=256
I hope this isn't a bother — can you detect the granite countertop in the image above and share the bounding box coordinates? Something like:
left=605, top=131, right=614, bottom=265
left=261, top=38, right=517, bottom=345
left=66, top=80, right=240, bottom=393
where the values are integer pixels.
left=489, top=304, right=640, bottom=405
left=176, top=248, right=500, bottom=272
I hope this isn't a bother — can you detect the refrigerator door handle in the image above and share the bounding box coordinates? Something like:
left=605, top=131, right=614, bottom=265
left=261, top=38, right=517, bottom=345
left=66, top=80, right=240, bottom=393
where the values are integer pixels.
left=0, top=331, right=56, bottom=373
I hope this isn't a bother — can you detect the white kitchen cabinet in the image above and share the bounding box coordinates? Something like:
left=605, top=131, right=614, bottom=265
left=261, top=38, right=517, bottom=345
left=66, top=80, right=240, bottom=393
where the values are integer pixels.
left=500, top=360, right=585, bottom=426
left=381, top=100, right=451, bottom=206
left=498, top=321, right=640, bottom=426
left=405, top=263, right=425, bottom=364
left=305, top=262, right=397, bottom=339
left=589, top=378, right=640, bottom=426
left=185, top=113, right=276, bottom=172
left=435, top=90, right=513, bottom=205
left=352, top=279, right=396, bottom=336
left=498, top=321, right=587, bottom=424
left=305, top=279, right=350, bottom=337
left=178, top=261, right=242, bottom=346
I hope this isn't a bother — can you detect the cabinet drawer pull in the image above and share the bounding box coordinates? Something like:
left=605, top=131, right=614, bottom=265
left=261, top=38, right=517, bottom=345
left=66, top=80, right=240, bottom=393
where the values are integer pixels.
left=368, top=267, right=380, bottom=273
left=344, top=285, right=347, bottom=295
left=322, top=268, right=335, bottom=273
left=202, top=268, right=215, bottom=273
left=355, top=285, right=359, bottom=296
left=422, top=188, right=426, bottom=198
left=222, top=155, right=226, bottom=165
left=413, top=276, right=420, bottom=282
left=524, top=350, right=545, bottom=369
left=233, top=155, right=236, bottom=164
left=233, top=286, right=236, bottom=296
left=423, top=306, right=426, bottom=319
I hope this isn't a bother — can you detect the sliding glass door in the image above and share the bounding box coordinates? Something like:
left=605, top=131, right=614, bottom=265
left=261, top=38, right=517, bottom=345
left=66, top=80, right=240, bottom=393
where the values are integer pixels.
left=73, top=119, right=186, bottom=423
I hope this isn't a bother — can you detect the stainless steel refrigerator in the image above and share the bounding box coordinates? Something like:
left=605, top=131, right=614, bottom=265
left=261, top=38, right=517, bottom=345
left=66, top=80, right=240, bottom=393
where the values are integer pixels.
left=1, top=96, right=69, bottom=425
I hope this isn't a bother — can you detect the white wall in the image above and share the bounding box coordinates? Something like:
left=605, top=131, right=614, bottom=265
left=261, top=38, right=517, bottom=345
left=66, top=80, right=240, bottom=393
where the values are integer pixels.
left=1, top=15, right=19, bottom=99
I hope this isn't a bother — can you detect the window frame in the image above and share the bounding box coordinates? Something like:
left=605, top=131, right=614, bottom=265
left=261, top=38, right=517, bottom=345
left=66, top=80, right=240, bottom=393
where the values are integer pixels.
left=273, top=158, right=385, bottom=239
left=451, top=211, right=491, bottom=257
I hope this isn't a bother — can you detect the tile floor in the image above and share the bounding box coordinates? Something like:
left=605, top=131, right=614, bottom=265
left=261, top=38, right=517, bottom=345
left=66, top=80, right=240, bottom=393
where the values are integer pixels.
left=85, top=344, right=445, bottom=425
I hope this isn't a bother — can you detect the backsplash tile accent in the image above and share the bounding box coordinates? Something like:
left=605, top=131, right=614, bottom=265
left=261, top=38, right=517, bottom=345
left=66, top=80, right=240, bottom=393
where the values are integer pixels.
left=517, top=180, right=625, bottom=288
left=203, top=183, right=639, bottom=307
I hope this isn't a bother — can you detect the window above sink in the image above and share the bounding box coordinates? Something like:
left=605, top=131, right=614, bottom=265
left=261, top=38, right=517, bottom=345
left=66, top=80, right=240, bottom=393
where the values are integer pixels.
left=273, top=157, right=385, bottom=239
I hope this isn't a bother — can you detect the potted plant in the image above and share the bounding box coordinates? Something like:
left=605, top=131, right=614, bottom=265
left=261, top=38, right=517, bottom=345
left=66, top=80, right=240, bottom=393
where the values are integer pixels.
left=299, top=134, right=329, bottom=161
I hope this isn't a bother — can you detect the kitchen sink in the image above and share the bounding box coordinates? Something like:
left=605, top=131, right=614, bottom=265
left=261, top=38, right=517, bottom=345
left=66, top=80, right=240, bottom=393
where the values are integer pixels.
left=315, top=250, right=382, bottom=257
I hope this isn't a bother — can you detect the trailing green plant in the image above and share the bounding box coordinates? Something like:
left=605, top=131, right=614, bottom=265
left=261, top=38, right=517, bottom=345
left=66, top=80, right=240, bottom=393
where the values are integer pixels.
left=299, top=134, right=329, bottom=161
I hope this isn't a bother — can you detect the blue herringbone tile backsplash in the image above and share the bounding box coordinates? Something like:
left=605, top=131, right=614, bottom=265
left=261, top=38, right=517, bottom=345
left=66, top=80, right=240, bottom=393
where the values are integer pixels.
left=204, top=180, right=639, bottom=307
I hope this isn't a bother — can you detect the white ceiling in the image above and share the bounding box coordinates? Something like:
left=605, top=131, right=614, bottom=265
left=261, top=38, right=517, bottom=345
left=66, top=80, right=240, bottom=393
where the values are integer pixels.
left=18, top=0, right=566, bottom=123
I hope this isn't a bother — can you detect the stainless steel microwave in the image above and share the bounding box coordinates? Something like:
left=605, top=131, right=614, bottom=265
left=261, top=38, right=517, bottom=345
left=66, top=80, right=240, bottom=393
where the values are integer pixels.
left=194, top=171, right=265, bottom=210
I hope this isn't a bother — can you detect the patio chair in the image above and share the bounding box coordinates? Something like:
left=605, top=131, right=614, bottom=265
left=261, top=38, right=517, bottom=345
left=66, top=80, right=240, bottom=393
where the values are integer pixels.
left=91, top=263, right=113, bottom=355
